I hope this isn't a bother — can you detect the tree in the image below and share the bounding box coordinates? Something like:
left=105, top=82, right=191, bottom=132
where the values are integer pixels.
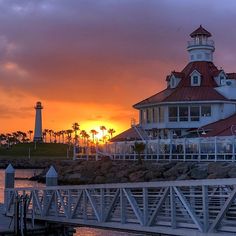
left=28, top=130, right=33, bottom=142
left=60, top=130, right=66, bottom=144
left=48, top=130, right=53, bottom=143
left=52, top=131, right=59, bottom=143
left=90, top=129, right=98, bottom=143
left=133, top=142, right=146, bottom=164
left=72, top=122, right=80, bottom=144
left=107, top=128, right=116, bottom=140
left=43, top=129, right=49, bottom=143
left=100, top=126, right=106, bottom=143
left=80, top=130, right=88, bottom=145
left=66, top=129, right=73, bottom=144
left=0, top=134, right=6, bottom=146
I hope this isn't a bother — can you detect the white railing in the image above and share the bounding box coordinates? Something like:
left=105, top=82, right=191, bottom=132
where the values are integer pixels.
left=5, top=179, right=236, bottom=235
left=187, top=39, right=215, bottom=47
left=92, top=136, right=236, bottom=162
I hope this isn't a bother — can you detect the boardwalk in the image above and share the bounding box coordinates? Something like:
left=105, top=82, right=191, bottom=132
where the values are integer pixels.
left=5, top=178, right=236, bottom=236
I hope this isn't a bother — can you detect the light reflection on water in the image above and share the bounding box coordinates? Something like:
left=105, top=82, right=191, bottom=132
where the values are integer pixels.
left=0, top=169, right=147, bottom=236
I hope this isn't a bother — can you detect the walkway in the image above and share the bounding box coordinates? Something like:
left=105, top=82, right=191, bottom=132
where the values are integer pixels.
left=5, top=178, right=236, bottom=235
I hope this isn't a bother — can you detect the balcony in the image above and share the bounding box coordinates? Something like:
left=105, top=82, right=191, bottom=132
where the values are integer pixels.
left=187, top=39, right=214, bottom=48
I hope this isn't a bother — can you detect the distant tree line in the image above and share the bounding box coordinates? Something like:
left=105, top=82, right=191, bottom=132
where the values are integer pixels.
left=0, top=123, right=116, bottom=147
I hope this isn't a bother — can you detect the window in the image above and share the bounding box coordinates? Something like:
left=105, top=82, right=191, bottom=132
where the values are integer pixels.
left=146, top=109, right=150, bottom=123
left=179, top=106, right=189, bottom=121
left=201, top=106, right=211, bottom=117
left=159, top=107, right=164, bottom=122
left=148, top=108, right=153, bottom=123
left=190, top=106, right=200, bottom=121
left=190, top=71, right=201, bottom=86
left=143, top=110, right=147, bottom=123
left=193, top=76, right=199, bottom=85
left=168, top=107, right=178, bottom=122
left=171, top=78, right=175, bottom=88
left=220, top=76, right=225, bottom=85
left=153, top=107, right=158, bottom=123
left=197, top=54, right=202, bottom=59
left=205, top=53, right=210, bottom=60
left=140, top=110, right=143, bottom=124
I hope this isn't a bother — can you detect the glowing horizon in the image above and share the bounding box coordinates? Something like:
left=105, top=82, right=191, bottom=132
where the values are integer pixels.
left=1, top=1, right=236, bottom=136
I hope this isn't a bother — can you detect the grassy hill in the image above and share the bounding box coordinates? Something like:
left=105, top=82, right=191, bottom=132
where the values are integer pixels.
left=0, top=143, right=73, bottom=160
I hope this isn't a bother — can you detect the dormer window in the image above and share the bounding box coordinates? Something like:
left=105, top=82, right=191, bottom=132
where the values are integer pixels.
left=193, top=76, right=199, bottom=85
left=190, top=70, right=201, bottom=86
left=170, top=77, right=175, bottom=88
left=214, top=71, right=226, bottom=86
left=220, top=76, right=225, bottom=85
left=169, top=74, right=182, bottom=88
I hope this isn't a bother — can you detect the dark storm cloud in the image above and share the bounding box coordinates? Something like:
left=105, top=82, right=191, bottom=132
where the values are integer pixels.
left=0, top=0, right=236, bottom=105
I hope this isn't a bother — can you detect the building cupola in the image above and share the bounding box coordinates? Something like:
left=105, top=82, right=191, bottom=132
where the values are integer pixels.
left=187, top=25, right=215, bottom=62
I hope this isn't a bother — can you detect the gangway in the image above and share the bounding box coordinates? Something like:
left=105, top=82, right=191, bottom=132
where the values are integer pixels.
left=5, top=178, right=236, bottom=235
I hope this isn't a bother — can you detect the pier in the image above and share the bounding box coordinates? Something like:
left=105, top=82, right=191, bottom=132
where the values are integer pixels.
left=4, top=176, right=236, bottom=235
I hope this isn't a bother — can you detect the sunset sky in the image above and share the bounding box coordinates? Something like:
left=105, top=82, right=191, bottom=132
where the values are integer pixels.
left=1, top=0, right=236, bottom=135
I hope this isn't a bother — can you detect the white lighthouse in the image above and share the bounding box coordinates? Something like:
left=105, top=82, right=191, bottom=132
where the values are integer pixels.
left=33, top=101, right=43, bottom=142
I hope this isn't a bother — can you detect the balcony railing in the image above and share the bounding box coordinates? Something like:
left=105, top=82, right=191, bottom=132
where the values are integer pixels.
left=187, top=39, right=214, bottom=47
left=88, top=136, right=236, bottom=162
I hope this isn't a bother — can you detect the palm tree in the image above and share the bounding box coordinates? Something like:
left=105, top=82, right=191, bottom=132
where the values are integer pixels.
left=43, top=129, right=49, bottom=143
left=72, top=122, right=80, bottom=144
left=48, top=129, right=53, bottom=143
left=133, top=142, right=146, bottom=164
left=107, top=128, right=116, bottom=140
left=6, top=133, right=11, bottom=147
left=100, top=126, right=106, bottom=143
left=52, top=131, right=58, bottom=143
left=60, top=130, right=65, bottom=144
left=80, top=130, right=87, bottom=145
left=28, top=130, right=33, bottom=142
left=21, top=132, right=27, bottom=143
left=84, top=133, right=90, bottom=146
left=100, top=126, right=106, bottom=136
left=90, top=129, right=98, bottom=143
left=0, top=134, right=6, bottom=146
left=13, top=132, right=20, bottom=143
left=66, top=129, right=73, bottom=144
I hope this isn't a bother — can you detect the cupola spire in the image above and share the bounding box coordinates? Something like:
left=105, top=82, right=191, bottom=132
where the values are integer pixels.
left=187, top=25, right=215, bottom=62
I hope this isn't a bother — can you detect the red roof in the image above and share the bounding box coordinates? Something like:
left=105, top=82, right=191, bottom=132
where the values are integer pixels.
left=190, top=25, right=212, bottom=38
left=227, top=73, right=236, bottom=80
left=134, top=88, right=174, bottom=107
left=172, top=71, right=185, bottom=78
left=134, top=61, right=228, bottom=108
left=201, top=114, right=236, bottom=137
left=178, top=61, right=218, bottom=87
left=110, top=127, right=141, bottom=142
left=164, top=87, right=226, bottom=102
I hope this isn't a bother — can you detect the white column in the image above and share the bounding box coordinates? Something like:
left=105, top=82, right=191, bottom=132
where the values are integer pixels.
left=4, top=164, right=15, bottom=206
left=46, top=166, right=58, bottom=187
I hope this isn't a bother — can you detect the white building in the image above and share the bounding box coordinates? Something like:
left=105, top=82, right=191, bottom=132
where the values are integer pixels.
left=112, top=25, right=236, bottom=142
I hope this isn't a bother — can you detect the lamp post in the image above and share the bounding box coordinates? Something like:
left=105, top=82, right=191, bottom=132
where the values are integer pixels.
left=231, top=125, right=236, bottom=135
left=197, top=127, right=206, bottom=137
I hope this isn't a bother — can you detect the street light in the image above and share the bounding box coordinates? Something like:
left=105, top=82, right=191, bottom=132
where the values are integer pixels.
left=231, top=125, right=236, bottom=135
left=197, top=127, right=206, bottom=137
